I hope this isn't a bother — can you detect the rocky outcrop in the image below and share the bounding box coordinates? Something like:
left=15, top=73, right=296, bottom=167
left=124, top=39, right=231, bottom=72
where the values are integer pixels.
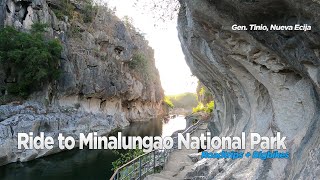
left=0, top=0, right=4, bottom=28
left=196, top=81, right=213, bottom=105
left=0, top=0, right=164, bottom=166
left=0, top=101, right=123, bottom=166
left=178, top=0, right=320, bottom=179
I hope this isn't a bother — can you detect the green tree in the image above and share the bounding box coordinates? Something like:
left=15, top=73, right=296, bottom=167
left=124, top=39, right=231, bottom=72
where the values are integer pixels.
left=0, top=24, right=62, bottom=98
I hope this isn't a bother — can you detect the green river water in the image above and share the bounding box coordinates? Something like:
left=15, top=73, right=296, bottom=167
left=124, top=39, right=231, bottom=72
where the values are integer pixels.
left=0, top=116, right=186, bottom=180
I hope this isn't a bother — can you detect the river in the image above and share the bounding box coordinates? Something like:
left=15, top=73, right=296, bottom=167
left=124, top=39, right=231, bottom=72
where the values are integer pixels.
left=0, top=116, right=186, bottom=180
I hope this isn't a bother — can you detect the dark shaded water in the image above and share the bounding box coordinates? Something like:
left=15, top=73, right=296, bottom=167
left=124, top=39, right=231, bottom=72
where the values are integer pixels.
left=0, top=116, right=186, bottom=180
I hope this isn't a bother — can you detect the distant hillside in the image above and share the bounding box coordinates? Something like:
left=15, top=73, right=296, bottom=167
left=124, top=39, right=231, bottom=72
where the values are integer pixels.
left=166, top=93, right=197, bottom=113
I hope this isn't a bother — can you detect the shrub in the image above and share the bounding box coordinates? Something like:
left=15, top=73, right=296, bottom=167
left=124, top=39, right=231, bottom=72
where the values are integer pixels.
left=0, top=24, right=62, bottom=98
left=128, top=53, right=148, bottom=70
left=51, top=0, right=97, bottom=23
left=192, top=101, right=215, bottom=113
left=199, top=87, right=205, bottom=96
left=81, top=1, right=97, bottom=23
left=192, top=102, right=205, bottom=113
left=123, top=15, right=134, bottom=29
left=51, top=0, right=74, bottom=20
left=164, top=96, right=174, bottom=108
left=128, top=53, right=156, bottom=81
left=112, top=148, right=144, bottom=171
left=68, top=23, right=82, bottom=38
left=196, top=82, right=213, bottom=104
left=205, top=101, right=214, bottom=113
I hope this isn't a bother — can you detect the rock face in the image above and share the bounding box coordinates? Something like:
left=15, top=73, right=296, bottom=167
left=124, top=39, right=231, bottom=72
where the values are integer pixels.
left=0, top=0, right=4, bottom=28
left=0, top=0, right=164, bottom=166
left=178, top=0, right=320, bottom=179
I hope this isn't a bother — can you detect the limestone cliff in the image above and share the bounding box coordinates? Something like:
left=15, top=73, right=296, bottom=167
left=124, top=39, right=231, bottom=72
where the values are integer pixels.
left=0, top=0, right=164, bottom=166
left=178, top=0, right=320, bottom=179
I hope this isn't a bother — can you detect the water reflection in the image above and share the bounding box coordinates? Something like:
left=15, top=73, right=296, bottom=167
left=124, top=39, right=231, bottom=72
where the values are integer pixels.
left=122, top=118, right=163, bottom=137
left=0, top=116, right=186, bottom=180
left=0, top=149, right=118, bottom=180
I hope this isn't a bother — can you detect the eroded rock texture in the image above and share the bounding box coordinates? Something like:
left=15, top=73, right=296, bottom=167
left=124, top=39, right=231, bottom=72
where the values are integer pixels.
left=178, top=0, right=320, bottom=179
left=0, top=0, right=164, bottom=165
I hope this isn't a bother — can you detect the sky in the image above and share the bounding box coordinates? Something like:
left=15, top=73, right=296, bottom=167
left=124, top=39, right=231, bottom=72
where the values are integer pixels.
left=101, top=0, right=198, bottom=95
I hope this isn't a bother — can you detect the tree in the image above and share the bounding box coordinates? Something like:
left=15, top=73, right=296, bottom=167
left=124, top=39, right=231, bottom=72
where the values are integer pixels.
left=0, top=24, right=62, bottom=98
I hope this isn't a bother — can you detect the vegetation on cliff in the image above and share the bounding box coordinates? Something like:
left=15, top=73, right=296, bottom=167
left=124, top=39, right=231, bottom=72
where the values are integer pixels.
left=164, top=96, right=174, bottom=108
left=192, top=101, right=214, bottom=113
left=192, top=81, right=214, bottom=113
left=196, top=81, right=213, bottom=104
left=51, top=0, right=97, bottom=23
left=128, top=53, right=156, bottom=81
left=0, top=24, right=62, bottom=99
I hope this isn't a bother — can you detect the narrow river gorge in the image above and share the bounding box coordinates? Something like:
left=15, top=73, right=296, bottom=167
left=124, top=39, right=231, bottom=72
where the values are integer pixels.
left=1, top=0, right=320, bottom=179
